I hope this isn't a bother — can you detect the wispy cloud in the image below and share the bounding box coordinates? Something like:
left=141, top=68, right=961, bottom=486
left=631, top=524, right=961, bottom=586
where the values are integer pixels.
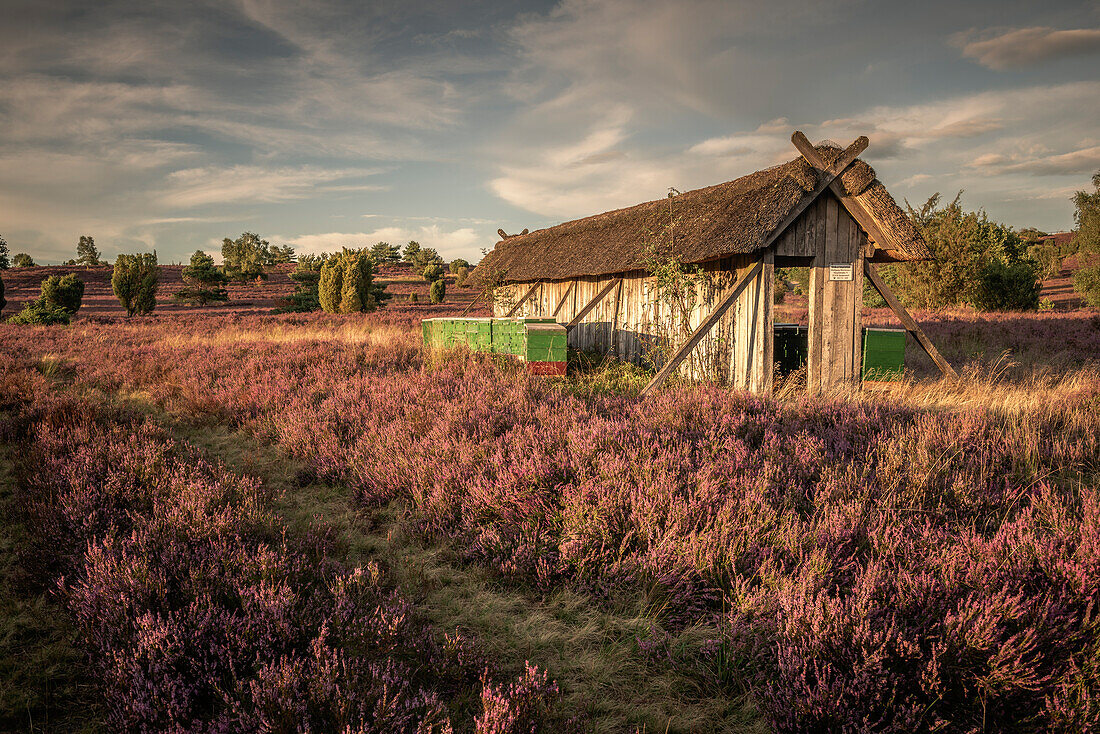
left=955, top=27, right=1100, bottom=70
left=158, top=165, right=387, bottom=208
left=281, top=225, right=483, bottom=258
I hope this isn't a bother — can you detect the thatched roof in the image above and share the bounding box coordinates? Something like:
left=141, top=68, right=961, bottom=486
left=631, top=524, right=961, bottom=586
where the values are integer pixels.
left=470, top=144, right=930, bottom=286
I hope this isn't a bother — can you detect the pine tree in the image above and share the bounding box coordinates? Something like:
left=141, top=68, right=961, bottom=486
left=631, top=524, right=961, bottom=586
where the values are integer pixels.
left=76, top=235, right=102, bottom=266
left=113, top=253, right=159, bottom=317
left=173, top=251, right=230, bottom=306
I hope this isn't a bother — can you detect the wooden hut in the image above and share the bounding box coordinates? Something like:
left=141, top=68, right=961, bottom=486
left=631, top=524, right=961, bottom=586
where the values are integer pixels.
left=468, top=133, right=956, bottom=395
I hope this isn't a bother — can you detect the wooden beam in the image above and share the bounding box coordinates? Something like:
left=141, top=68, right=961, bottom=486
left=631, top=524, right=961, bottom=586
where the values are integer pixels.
left=864, top=262, right=959, bottom=381
left=757, top=133, right=868, bottom=251
left=790, top=132, right=897, bottom=255
left=504, top=282, right=542, bottom=318
left=567, top=277, right=622, bottom=328
left=551, top=280, right=575, bottom=318
left=460, top=289, right=484, bottom=316
left=641, top=261, right=763, bottom=397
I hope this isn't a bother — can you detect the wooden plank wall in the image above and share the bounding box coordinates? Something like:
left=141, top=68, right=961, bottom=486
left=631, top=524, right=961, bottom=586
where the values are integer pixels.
left=779, top=192, right=868, bottom=393
left=490, top=191, right=866, bottom=394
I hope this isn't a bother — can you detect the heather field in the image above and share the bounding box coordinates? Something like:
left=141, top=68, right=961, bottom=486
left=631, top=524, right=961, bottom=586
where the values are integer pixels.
left=2, top=298, right=1099, bottom=732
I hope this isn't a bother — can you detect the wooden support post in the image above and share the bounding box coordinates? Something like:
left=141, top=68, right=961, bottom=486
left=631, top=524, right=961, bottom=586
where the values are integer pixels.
left=609, top=278, right=623, bottom=356
left=504, top=282, right=542, bottom=318
left=641, top=261, right=763, bottom=397
left=551, top=280, right=575, bottom=318
left=567, top=277, right=622, bottom=328
left=864, top=262, right=959, bottom=380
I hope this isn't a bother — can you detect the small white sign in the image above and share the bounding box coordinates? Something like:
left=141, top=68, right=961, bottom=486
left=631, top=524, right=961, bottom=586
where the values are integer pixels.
left=829, top=263, right=853, bottom=281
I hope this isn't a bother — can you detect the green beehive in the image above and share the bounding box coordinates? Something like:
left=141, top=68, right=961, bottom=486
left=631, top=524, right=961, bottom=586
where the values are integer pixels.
left=773, top=324, right=808, bottom=377
left=862, top=328, right=906, bottom=381
left=523, top=323, right=567, bottom=363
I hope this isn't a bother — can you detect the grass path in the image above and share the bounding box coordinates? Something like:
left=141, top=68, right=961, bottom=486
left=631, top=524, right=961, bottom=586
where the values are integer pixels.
left=142, top=402, right=765, bottom=734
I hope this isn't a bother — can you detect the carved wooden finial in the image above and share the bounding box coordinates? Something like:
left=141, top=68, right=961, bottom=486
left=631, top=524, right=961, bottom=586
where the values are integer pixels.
left=497, top=228, right=509, bottom=240
left=520, top=228, right=529, bottom=235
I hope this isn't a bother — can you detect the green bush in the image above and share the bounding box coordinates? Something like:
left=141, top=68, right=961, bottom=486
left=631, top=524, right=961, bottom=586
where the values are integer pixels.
left=113, top=253, right=159, bottom=317
left=276, top=258, right=325, bottom=313
left=221, top=232, right=276, bottom=281
left=0, top=271, right=5, bottom=314
left=12, top=253, right=34, bottom=268
left=449, top=258, right=470, bottom=273
left=0, top=234, right=9, bottom=269
left=972, top=260, right=1041, bottom=311
left=409, top=293, right=418, bottom=304
left=40, top=274, right=85, bottom=314
left=1027, top=243, right=1062, bottom=280
left=7, top=299, right=71, bottom=325
left=317, top=249, right=387, bottom=313
left=174, top=251, right=229, bottom=306
left=1074, top=264, right=1100, bottom=308
left=455, top=266, right=470, bottom=287
left=430, top=279, right=446, bottom=304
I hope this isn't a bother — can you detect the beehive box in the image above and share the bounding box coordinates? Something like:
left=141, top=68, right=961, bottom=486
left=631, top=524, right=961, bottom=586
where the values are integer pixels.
left=773, top=324, right=808, bottom=377
left=422, top=317, right=569, bottom=376
left=862, top=327, right=905, bottom=381
left=523, top=323, right=567, bottom=371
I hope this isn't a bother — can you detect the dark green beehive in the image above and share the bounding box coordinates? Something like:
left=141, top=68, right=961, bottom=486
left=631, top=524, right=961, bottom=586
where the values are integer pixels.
left=773, top=324, right=808, bottom=377
left=862, top=328, right=905, bottom=380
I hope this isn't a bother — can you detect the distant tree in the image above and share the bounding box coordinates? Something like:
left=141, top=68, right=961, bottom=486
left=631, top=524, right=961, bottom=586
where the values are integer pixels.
left=13, top=253, right=35, bottom=268
left=402, top=240, right=422, bottom=262
left=449, top=258, right=470, bottom=273
left=0, top=271, right=5, bottom=315
left=411, top=246, right=445, bottom=282
left=369, top=241, right=400, bottom=265
left=76, top=235, right=103, bottom=266
left=429, top=278, right=446, bottom=304
left=0, top=235, right=9, bottom=269
left=408, top=292, right=418, bottom=304
left=270, top=244, right=296, bottom=264
left=318, top=249, right=388, bottom=314
left=40, top=274, right=85, bottom=314
left=113, top=253, right=159, bottom=317
left=455, top=266, right=470, bottom=287
left=1072, top=170, right=1100, bottom=306
left=972, top=260, right=1041, bottom=311
left=887, top=193, right=1030, bottom=309
left=173, top=251, right=230, bottom=306
left=277, top=256, right=327, bottom=313
left=222, top=232, right=273, bottom=281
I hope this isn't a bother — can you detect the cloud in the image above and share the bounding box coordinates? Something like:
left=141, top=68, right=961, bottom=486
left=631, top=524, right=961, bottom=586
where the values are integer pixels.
left=955, top=27, right=1100, bottom=70
left=157, top=165, right=387, bottom=208
left=281, top=225, right=484, bottom=259
left=965, top=145, right=1100, bottom=176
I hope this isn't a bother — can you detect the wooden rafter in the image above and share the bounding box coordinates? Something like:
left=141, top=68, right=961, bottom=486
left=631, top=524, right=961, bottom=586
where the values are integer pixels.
left=567, top=278, right=622, bottom=328
left=864, top=262, right=958, bottom=380
left=761, top=134, right=868, bottom=249
left=790, top=132, right=897, bottom=255
left=551, top=281, right=576, bottom=318
left=505, top=282, right=542, bottom=317
left=641, top=260, right=763, bottom=397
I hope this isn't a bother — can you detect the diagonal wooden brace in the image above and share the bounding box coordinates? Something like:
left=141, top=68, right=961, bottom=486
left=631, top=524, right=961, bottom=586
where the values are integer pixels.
left=504, top=282, right=542, bottom=317
left=864, top=262, right=958, bottom=380
left=641, top=260, right=764, bottom=397
left=567, top=278, right=623, bottom=328
left=551, top=280, right=576, bottom=318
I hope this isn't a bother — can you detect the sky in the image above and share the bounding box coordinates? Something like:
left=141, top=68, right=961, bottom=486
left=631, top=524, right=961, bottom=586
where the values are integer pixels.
left=1, top=0, right=1099, bottom=265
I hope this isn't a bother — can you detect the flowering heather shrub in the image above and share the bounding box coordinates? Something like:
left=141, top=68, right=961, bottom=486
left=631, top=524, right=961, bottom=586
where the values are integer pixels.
left=2, top=313, right=1099, bottom=731
left=1, top=367, right=557, bottom=732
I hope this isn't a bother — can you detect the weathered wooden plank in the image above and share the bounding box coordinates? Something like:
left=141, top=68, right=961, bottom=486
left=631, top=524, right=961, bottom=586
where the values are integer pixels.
left=821, top=196, right=840, bottom=389
left=568, top=276, right=620, bottom=328
left=758, top=249, right=775, bottom=394
left=642, top=260, right=763, bottom=397
left=552, top=280, right=575, bottom=318
left=504, top=282, right=541, bottom=317
left=851, top=223, right=865, bottom=382
left=864, top=262, right=959, bottom=380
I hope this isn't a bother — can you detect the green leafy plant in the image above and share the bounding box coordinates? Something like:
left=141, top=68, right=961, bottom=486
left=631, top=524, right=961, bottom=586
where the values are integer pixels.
left=449, top=258, right=470, bottom=273
left=173, top=251, right=230, bottom=306
left=221, top=232, right=288, bottom=281
left=455, top=266, right=470, bottom=287
left=317, top=249, right=387, bottom=313
left=12, top=253, right=34, bottom=268
left=0, top=234, right=9, bottom=269
left=972, top=260, right=1041, bottom=311
left=112, top=253, right=159, bottom=317
left=6, top=299, right=71, bottom=325
left=40, top=274, right=85, bottom=314
left=430, top=279, right=446, bottom=304
left=1072, top=171, right=1100, bottom=306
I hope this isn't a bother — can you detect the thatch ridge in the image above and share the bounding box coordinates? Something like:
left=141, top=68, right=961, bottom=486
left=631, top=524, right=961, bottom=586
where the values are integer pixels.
left=470, top=144, right=929, bottom=285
